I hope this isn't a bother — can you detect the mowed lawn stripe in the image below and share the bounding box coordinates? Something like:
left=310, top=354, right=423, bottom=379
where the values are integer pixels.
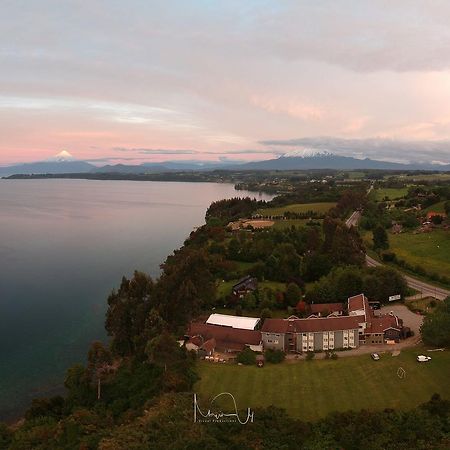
left=195, top=349, right=450, bottom=421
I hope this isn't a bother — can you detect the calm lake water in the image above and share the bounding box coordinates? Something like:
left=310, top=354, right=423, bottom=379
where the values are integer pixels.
left=0, top=179, right=272, bottom=421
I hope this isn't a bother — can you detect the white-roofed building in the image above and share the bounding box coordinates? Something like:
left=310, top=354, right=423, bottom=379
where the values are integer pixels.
left=206, top=313, right=260, bottom=330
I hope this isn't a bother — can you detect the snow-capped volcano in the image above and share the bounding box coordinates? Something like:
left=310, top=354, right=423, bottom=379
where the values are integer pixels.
left=281, top=148, right=332, bottom=158
left=0, top=151, right=95, bottom=176
left=48, top=150, right=76, bottom=162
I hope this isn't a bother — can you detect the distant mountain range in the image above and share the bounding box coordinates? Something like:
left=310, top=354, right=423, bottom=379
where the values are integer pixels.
left=0, top=160, right=95, bottom=176
left=235, top=151, right=450, bottom=171
left=1, top=151, right=449, bottom=176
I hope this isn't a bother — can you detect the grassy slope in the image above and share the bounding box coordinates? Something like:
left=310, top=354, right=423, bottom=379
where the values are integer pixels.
left=257, top=202, right=336, bottom=216
left=389, top=230, right=450, bottom=278
left=195, top=348, right=450, bottom=421
left=361, top=227, right=450, bottom=285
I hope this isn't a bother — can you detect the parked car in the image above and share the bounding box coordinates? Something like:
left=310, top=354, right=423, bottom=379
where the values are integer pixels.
left=371, top=353, right=380, bottom=361
left=369, top=301, right=381, bottom=310
left=417, top=355, right=431, bottom=362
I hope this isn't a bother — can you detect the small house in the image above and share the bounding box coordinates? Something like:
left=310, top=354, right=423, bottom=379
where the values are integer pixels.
left=232, top=275, right=258, bottom=298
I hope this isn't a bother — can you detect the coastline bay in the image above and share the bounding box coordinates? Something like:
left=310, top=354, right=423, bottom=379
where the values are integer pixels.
left=0, top=179, right=271, bottom=421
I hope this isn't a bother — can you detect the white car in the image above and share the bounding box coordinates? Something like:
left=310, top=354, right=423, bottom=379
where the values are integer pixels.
left=371, top=353, right=380, bottom=361
left=417, top=355, right=431, bottom=362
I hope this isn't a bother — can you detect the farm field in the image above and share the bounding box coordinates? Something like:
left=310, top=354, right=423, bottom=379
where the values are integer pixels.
left=347, top=171, right=365, bottom=179
left=370, top=187, right=409, bottom=201
left=195, top=348, right=450, bottom=421
left=257, top=202, right=336, bottom=216
left=389, top=230, right=450, bottom=279
left=405, top=173, right=450, bottom=182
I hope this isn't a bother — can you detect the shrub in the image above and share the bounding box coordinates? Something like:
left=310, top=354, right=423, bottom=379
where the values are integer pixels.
left=331, top=352, right=338, bottom=360
left=236, top=348, right=257, bottom=365
left=25, top=396, right=65, bottom=420
left=305, top=351, right=315, bottom=361
left=265, top=349, right=286, bottom=364
left=381, top=251, right=397, bottom=262
left=414, top=265, right=426, bottom=276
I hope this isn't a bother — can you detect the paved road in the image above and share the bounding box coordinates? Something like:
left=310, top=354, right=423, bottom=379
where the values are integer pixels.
left=346, top=210, right=361, bottom=227
left=346, top=211, right=450, bottom=301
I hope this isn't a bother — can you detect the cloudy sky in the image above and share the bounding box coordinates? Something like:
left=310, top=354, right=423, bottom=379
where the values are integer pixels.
left=2, top=0, right=450, bottom=165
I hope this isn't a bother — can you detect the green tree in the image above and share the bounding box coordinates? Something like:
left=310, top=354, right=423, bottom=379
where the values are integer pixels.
left=87, top=341, right=113, bottom=400
left=334, top=267, right=364, bottom=300
left=260, top=307, right=272, bottom=320
left=421, top=297, right=450, bottom=347
left=285, top=283, right=302, bottom=307
left=373, top=225, right=389, bottom=250
left=64, top=364, right=93, bottom=407
left=301, top=253, right=332, bottom=282
left=105, top=271, right=154, bottom=357
left=323, top=217, right=365, bottom=266
left=227, top=238, right=240, bottom=260
left=146, top=331, right=183, bottom=370
left=365, top=266, right=408, bottom=303
left=242, top=292, right=257, bottom=310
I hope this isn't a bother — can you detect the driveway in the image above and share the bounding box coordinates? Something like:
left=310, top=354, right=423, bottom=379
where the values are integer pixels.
left=379, top=304, right=423, bottom=337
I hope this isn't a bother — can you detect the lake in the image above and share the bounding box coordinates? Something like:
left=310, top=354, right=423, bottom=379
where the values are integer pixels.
left=0, top=179, right=272, bottom=421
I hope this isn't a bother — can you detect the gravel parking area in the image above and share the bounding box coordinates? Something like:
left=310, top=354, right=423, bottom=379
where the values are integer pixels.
left=379, top=304, right=423, bottom=337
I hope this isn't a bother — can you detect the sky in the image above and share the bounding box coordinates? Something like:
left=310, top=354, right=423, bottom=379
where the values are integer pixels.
left=2, top=0, right=450, bottom=166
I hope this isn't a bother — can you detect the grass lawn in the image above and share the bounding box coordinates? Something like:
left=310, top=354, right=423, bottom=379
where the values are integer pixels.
left=195, top=348, right=450, bottom=421
left=389, top=230, right=450, bottom=279
left=216, top=280, right=235, bottom=298
left=370, top=187, right=409, bottom=202
left=272, top=219, right=322, bottom=230
left=257, top=202, right=336, bottom=216
left=217, top=279, right=286, bottom=298
left=348, top=171, right=365, bottom=179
